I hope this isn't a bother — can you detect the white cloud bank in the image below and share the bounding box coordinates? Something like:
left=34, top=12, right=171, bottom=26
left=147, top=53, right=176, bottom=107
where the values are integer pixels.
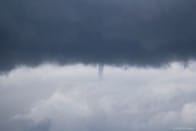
left=0, top=62, right=196, bottom=131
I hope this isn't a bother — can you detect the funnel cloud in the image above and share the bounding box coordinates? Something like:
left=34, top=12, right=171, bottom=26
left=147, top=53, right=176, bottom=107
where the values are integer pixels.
left=98, top=64, right=104, bottom=78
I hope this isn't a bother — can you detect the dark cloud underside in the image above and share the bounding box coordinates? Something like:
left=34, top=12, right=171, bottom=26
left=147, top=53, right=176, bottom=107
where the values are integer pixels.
left=0, top=0, right=196, bottom=71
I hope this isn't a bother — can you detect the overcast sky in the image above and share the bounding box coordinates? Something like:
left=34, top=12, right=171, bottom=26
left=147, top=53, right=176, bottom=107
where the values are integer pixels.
left=0, top=0, right=196, bottom=131
left=0, top=0, right=196, bottom=71
left=1, top=63, right=196, bottom=131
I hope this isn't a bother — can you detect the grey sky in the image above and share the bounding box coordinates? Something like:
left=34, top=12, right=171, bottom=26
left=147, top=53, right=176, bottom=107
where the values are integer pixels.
left=0, top=63, right=196, bottom=131
left=1, top=0, right=196, bottom=130
left=0, top=0, right=196, bottom=72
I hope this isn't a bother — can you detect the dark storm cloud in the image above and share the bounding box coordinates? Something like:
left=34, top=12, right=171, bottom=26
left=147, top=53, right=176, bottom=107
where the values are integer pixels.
left=0, top=0, right=196, bottom=71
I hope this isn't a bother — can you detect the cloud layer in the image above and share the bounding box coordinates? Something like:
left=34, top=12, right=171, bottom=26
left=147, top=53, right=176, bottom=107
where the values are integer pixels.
left=0, top=0, right=196, bottom=72
left=1, top=63, right=196, bottom=131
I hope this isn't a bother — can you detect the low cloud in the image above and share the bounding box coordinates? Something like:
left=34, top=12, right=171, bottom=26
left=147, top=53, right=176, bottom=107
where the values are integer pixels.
left=0, top=0, right=196, bottom=72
